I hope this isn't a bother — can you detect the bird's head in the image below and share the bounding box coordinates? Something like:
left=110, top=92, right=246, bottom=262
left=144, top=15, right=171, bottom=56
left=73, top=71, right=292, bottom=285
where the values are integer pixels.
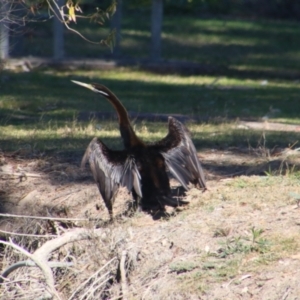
left=71, top=80, right=110, bottom=97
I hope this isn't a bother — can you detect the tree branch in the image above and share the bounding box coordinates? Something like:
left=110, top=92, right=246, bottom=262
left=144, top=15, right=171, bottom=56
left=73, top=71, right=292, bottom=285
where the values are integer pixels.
left=0, top=229, right=108, bottom=298
left=33, top=228, right=104, bottom=260
left=0, top=260, right=73, bottom=284
left=0, top=239, right=59, bottom=299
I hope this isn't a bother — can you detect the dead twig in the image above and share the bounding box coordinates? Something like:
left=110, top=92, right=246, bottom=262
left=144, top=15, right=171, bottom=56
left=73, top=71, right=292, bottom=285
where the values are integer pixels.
left=50, top=189, right=82, bottom=202
left=120, top=250, right=129, bottom=300
left=78, top=271, right=112, bottom=300
left=68, top=257, right=117, bottom=300
left=0, top=171, right=42, bottom=178
left=0, top=229, right=57, bottom=238
left=281, top=287, right=290, bottom=300
left=0, top=213, right=88, bottom=222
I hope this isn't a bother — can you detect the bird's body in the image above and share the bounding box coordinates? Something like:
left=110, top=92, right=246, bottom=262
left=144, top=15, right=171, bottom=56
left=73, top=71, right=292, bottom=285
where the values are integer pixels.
left=73, top=80, right=206, bottom=219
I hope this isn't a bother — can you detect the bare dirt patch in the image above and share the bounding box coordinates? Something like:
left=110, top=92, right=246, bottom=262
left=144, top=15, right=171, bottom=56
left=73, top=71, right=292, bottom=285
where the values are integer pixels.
left=1, top=147, right=300, bottom=299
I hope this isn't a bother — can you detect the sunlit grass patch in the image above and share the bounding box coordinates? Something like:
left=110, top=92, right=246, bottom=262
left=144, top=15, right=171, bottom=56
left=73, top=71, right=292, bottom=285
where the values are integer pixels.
left=2, top=67, right=300, bottom=124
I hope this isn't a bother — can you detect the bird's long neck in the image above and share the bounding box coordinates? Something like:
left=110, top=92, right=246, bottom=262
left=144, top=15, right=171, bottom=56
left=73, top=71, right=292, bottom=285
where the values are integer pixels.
left=94, top=84, right=145, bottom=149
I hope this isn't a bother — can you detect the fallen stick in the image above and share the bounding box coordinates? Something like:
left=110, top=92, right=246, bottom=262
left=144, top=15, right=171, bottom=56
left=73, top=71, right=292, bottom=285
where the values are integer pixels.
left=0, top=171, right=42, bottom=178
left=0, top=228, right=107, bottom=299
left=120, top=250, right=128, bottom=300
left=0, top=238, right=60, bottom=299
left=0, top=260, right=73, bottom=284
left=0, top=213, right=88, bottom=222
left=0, top=229, right=57, bottom=238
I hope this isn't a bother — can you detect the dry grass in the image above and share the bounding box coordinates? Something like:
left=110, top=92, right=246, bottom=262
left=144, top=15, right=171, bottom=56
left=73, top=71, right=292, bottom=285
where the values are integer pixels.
left=1, top=122, right=300, bottom=299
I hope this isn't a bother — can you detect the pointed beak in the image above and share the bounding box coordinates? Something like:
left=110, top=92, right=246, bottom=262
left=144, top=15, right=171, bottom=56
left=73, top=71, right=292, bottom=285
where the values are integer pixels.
left=71, top=80, right=109, bottom=97
left=71, top=80, right=97, bottom=92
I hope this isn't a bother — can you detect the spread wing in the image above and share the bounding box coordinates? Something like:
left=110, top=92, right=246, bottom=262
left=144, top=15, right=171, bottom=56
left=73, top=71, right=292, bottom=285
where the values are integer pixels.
left=151, top=117, right=206, bottom=190
left=81, top=137, right=142, bottom=214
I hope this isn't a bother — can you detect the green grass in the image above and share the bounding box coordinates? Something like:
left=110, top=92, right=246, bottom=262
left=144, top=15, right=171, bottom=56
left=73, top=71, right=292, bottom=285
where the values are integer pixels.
left=3, top=14, right=300, bottom=154
left=169, top=226, right=273, bottom=295
left=2, top=68, right=300, bottom=120
left=1, top=67, right=300, bottom=153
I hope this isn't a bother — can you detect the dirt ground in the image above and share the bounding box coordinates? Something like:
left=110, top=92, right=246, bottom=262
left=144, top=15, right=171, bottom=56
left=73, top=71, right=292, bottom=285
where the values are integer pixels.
left=1, top=142, right=300, bottom=299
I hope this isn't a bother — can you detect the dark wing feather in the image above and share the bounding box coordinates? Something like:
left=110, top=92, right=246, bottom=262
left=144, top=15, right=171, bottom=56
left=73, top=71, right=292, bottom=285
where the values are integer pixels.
left=151, top=117, right=206, bottom=190
left=81, top=137, right=142, bottom=212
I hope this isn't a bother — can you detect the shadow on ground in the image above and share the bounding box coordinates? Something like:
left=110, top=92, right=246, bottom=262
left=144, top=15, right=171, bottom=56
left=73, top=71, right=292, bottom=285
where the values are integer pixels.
left=1, top=144, right=300, bottom=223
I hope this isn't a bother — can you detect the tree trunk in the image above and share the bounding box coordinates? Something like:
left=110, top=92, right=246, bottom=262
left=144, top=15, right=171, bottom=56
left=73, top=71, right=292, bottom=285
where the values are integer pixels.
left=150, top=0, right=163, bottom=61
left=53, top=0, right=64, bottom=59
left=10, top=2, right=25, bottom=57
left=0, top=2, right=10, bottom=59
left=111, top=0, right=122, bottom=57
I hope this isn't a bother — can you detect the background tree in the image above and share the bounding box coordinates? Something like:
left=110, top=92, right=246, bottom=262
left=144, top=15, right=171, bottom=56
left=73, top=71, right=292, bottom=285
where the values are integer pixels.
left=0, top=0, right=117, bottom=59
left=151, top=0, right=163, bottom=61
left=110, top=0, right=122, bottom=57
left=0, top=1, right=10, bottom=59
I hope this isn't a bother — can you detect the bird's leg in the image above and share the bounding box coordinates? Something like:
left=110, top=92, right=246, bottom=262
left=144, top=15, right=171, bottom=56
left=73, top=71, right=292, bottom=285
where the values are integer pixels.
left=131, top=189, right=142, bottom=213
left=103, top=199, right=114, bottom=221
left=108, top=210, right=114, bottom=221
left=133, top=196, right=142, bottom=212
left=157, top=197, right=167, bottom=211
